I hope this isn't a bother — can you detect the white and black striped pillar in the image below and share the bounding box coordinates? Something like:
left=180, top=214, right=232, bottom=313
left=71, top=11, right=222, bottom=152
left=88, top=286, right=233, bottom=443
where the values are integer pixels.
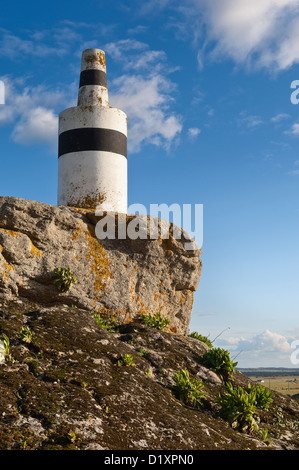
left=57, top=48, right=128, bottom=212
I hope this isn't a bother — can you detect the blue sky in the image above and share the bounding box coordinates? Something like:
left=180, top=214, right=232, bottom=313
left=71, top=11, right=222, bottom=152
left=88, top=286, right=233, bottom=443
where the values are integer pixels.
left=1, top=0, right=299, bottom=367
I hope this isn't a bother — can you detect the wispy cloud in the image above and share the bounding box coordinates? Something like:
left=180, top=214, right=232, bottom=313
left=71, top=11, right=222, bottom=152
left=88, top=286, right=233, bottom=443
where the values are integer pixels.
left=0, top=26, right=80, bottom=58
left=105, top=39, right=168, bottom=73
left=271, top=113, right=290, bottom=123
left=288, top=157, right=299, bottom=175
left=237, top=112, right=264, bottom=129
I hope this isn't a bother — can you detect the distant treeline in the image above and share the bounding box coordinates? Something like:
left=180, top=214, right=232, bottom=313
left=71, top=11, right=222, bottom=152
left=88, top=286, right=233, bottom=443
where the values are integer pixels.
left=238, top=368, right=299, bottom=377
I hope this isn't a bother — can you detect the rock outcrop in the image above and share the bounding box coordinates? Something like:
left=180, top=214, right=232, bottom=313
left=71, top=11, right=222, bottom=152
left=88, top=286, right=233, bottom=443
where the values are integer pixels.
left=0, top=196, right=298, bottom=451
left=0, top=196, right=202, bottom=335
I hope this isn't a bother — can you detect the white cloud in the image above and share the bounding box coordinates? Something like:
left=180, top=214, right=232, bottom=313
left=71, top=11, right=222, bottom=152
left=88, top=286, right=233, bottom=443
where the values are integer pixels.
left=0, top=76, right=73, bottom=151
left=219, top=329, right=293, bottom=367
left=188, top=127, right=201, bottom=138
left=178, top=0, right=299, bottom=71
left=11, top=107, right=58, bottom=149
left=110, top=74, right=182, bottom=152
left=107, top=40, right=183, bottom=153
left=237, top=330, right=291, bottom=354
left=288, top=122, right=299, bottom=135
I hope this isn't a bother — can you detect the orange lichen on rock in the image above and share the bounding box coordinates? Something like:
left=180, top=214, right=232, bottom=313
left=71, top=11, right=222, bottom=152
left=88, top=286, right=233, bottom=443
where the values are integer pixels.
left=85, top=224, right=111, bottom=300
left=0, top=228, right=21, bottom=237
left=0, top=243, right=14, bottom=281
left=71, top=222, right=83, bottom=242
left=30, top=241, right=43, bottom=258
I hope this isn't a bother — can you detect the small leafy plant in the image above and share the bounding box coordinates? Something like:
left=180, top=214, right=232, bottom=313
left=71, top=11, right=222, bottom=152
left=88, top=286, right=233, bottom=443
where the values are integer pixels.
left=216, top=382, right=259, bottom=434
left=19, top=326, right=33, bottom=344
left=172, top=368, right=206, bottom=409
left=94, top=312, right=120, bottom=333
left=189, top=331, right=213, bottom=348
left=140, top=312, right=170, bottom=331
left=0, top=333, right=10, bottom=362
left=117, top=354, right=135, bottom=367
left=245, top=383, right=273, bottom=410
left=53, top=267, right=77, bottom=293
left=201, top=347, right=238, bottom=382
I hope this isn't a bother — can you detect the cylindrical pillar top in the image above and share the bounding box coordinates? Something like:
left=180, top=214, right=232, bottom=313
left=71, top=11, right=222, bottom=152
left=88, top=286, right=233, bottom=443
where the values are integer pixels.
left=80, top=49, right=106, bottom=72
left=78, top=49, right=109, bottom=107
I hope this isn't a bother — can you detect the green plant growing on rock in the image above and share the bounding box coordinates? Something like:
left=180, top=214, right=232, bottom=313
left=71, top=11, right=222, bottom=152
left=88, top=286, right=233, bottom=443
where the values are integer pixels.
left=245, top=383, right=273, bottom=410
left=216, top=382, right=259, bottom=434
left=172, top=368, right=206, bottom=409
left=53, top=267, right=77, bottom=293
left=0, top=333, right=13, bottom=363
left=201, top=347, right=238, bottom=382
left=93, top=312, right=119, bottom=333
left=19, top=326, right=33, bottom=344
left=189, top=331, right=213, bottom=348
left=117, top=354, right=135, bottom=367
left=140, top=312, right=170, bottom=331
left=67, top=430, right=77, bottom=443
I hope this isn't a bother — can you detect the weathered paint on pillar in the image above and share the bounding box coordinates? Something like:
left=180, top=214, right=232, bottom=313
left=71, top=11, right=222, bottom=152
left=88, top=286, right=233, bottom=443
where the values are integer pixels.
left=58, top=49, right=128, bottom=213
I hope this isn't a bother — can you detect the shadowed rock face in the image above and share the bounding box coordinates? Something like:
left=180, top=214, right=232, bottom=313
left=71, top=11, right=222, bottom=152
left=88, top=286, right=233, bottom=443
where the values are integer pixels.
left=0, top=300, right=298, bottom=451
left=0, top=196, right=202, bottom=335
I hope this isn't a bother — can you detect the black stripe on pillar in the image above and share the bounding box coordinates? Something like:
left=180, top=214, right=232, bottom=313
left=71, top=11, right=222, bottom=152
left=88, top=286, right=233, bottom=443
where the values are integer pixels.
left=58, top=128, right=127, bottom=158
left=79, top=69, right=107, bottom=88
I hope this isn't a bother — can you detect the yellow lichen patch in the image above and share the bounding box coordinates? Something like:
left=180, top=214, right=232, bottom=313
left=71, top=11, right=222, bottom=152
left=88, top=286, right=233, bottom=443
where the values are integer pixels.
left=85, top=224, right=112, bottom=300
left=30, top=241, right=43, bottom=258
left=0, top=243, right=14, bottom=281
left=71, top=222, right=82, bottom=242
left=0, top=228, right=21, bottom=237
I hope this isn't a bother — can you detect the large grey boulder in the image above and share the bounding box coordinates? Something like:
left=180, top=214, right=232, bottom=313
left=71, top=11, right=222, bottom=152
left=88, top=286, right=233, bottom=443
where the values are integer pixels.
left=0, top=196, right=202, bottom=334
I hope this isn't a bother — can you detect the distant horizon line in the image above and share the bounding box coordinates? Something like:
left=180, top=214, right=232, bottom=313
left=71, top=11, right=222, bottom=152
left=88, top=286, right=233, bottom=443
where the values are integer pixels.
left=237, top=367, right=299, bottom=371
